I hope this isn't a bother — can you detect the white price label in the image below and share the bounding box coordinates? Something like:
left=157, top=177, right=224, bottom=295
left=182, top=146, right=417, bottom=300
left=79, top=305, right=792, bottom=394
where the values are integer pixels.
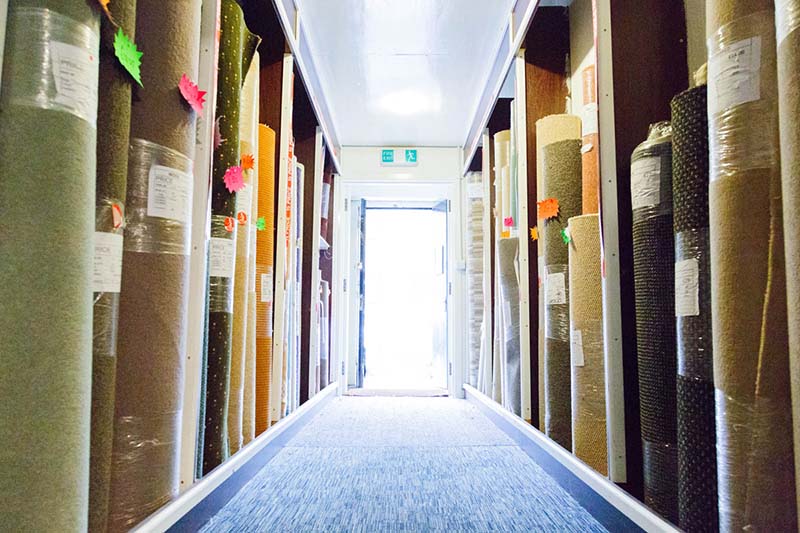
left=147, top=165, right=193, bottom=223
left=675, top=258, right=700, bottom=317
left=546, top=272, right=567, bottom=305
left=467, top=182, right=483, bottom=199
left=571, top=330, right=585, bottom=367
left=235, top=183, right=253, bottom=220
left=631, top=157, right=662, bottom=211
left=50, top=40, right=99, bottom=124
left=321, top=183, right=331, bottom=219
left=209, top=237, right=235, bottom=278
left=93, top=232, right=123, bottom=293
left=582, top=102, right=599, bottom=136
left=709, top=36, right=761, bottom=115
left=261, top=269, right=274, bottom=303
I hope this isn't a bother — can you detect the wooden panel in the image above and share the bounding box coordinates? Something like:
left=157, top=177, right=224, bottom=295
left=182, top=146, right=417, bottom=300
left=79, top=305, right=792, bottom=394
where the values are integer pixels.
left=522, top=6, right=570, bottom=431
left=605, top=0, right=688, bottom=500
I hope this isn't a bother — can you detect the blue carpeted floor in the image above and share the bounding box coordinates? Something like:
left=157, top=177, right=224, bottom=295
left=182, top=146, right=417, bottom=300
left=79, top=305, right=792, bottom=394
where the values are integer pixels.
left=200, top=397, right=609, bottom=532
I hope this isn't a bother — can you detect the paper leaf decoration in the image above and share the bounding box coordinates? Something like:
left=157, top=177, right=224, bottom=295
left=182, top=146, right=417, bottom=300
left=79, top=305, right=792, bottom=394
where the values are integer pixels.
left=561, top=227, right=572, bottom=244
left=241, top=153, right=255, bottom=171
left=537, top=198, right=560, bottom=220
left=529, top=226, right=538, bottom=241
left=96, top=0, right=116, bottom=24
left=223, top=166, right=245, bottom=193
left=237, top=211, right=248, bottom=225
left=179, top=74, right=206, bottom=116
left=112, top=203, right=124, bottom=229
left=113, top=29, right=143, bottom=86
left=256, top=217, right=266, bottom=231
left=224, top=216, right=235, bottom=233
left=503, top=216, right=514, bottom=227
left=214, top=117, right=225, bottom=149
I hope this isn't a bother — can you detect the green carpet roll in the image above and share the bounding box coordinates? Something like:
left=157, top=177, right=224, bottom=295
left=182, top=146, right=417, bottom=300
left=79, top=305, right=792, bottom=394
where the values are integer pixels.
left=541, top=139, right=582, bottom=451
left=708, top=2, right=796, bottom=529
left=90, top=1, right=136, bottom=530
left=108, top=0, right=201, bottom=529
left=202, top=0, right=258, bottom=473
left=0, top=4, right=99, bottom=531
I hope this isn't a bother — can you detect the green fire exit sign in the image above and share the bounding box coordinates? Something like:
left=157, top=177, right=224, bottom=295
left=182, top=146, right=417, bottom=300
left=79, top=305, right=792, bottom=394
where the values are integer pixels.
left=381, top=148, right=418, bottom=167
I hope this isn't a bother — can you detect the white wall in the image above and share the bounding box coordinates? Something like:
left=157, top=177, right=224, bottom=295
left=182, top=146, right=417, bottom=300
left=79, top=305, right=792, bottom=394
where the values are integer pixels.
left=684, top=0, right=707, bottom=82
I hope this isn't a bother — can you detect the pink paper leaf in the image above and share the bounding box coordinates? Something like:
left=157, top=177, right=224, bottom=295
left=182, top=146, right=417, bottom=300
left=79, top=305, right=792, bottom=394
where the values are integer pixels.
left=179, top=74, right=206, bottom=116
left=224, top=166, right=245, bottom=193
left=214, top=116, right=225, bottom=149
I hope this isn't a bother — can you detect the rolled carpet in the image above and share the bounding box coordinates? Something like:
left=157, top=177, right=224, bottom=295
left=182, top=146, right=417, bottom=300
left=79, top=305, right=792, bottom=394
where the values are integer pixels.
left=203, top=0, right=259, bottom=473
left=108, top=0, right=201, bottom=528
left=776, top=1, right=800, bottom=528
left=90, top=0, right=135, bottom=530
left=536, top=114, right=582, bottom=430
left=568, top=214, right=607, bottom=476
left=541, top=139, right=582, bottom=451
left=671, top=84, right=718, bottom=532
left=320, top=279, right=330, bottom=388
left=466, top=171, right=485, bottom=388
left=255, top=124, right=276, bottom=434
left=0, top=3, right=99, bottom=531
left=242, top=53, right=260, bottom=446
left=708, top=1, right=797, bottom=529
left=630, top=122, right=676, bottom=522
left=498, top=238, right=521, bottom=416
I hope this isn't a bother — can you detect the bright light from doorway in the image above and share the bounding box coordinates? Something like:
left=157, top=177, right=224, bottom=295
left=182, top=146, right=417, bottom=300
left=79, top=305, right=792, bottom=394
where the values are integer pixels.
left=363, top=207, right=448, bottom=390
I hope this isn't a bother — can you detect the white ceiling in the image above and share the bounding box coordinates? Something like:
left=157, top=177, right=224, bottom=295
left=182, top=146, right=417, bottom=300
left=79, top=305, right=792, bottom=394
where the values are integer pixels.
left=297, top=0, right=514, bottom=147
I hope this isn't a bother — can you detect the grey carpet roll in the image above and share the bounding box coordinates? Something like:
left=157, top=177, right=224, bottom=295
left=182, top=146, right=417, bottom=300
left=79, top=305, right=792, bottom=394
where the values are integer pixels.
left=630, top=122, right=677, bottom=522
left=709, top=3, right=796, bottom=530
left=466, top=172, right=485, bottom=388
left=498, top=238, right=521, bottom=416
left=108, top=0, right=201, bottom=529
left=777, top=1, right=800, bottom=526
left=541, top=139, right=582, bottom=450
left=90, top=1, right=135, bottom=530
left=0, top=4, right=99, bottom=531
left=671, top=84, right=718, bottom=533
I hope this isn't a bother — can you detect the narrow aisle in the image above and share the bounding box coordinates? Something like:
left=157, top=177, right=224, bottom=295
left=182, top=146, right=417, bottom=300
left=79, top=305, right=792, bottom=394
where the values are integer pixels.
left=200, top=397, right=608, bottom=532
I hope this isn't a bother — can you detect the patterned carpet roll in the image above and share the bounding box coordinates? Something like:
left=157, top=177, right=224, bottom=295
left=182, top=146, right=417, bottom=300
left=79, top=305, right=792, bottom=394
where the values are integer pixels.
left=708, top=1, right=796, bottom=529
left=671, top=84, right=718, bottom=532
left=0, top=3, right=99, bottom=530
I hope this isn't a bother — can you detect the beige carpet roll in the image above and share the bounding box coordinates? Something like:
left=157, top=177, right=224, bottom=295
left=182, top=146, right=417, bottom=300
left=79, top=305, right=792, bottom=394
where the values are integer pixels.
left=536, top=114, right=582, bottom=429
left=776, top=1, right=800, bottom=527
left=568, top=214, right=607, bottom=476
left=708, top=2, right=796, bottom=530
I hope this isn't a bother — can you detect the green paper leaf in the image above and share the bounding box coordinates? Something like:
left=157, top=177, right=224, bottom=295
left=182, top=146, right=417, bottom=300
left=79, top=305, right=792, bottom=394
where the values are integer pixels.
left=113, top=28, right=143, bottom=87
left=561, top=228, right=571, bottom=245
left=256, top=216, right=266, bottom=231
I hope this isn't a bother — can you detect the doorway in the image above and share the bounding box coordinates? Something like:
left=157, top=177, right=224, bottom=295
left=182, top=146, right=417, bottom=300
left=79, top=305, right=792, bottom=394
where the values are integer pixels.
left=357, top=201, right=449, bottom=392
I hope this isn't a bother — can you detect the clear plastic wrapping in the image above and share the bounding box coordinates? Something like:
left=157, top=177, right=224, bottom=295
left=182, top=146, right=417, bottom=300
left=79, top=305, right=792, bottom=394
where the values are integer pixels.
left=776, top=0, right=800, bottom=50
left=1, top=7, right=99, bottom=126
left=544, top=264, right=570, bottom=343
left=209, top=214, right=236, bottom=314
left=630, top=121, right=673, bottom=222
left=125, top=138, right=193, bottom=256
left=675, top=228, right=713, bottom=383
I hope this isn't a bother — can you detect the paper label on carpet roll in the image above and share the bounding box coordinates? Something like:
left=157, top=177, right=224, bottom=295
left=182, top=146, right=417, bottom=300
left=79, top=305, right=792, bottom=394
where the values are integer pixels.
left=209, top=237, right=235, bottom=278
left=467, top=182, right=483, bottom=199
left=571, top=330, right=585, bottom=367
left=261, top=269, right=274, bottom=303
left=147, top=165, right=193, bottom=223
left=675, top=258, right=700, bottom=317
left=582, top=103, right=598, bottom=136
left=546, top=273, right=567, bottom=305
left=708, top=36, right=762, bottom=115
left=236, top=184, right=253, bottom=220
left=630, top=157, right=662, bottom=210
left=49, top=41, right=99, bottom=125
left=93, top=232, right=123, bottom=293
left=321, top=183, right=331, bottom=219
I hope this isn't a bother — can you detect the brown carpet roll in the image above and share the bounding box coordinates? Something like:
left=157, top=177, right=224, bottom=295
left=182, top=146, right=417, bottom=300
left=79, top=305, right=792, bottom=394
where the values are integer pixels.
left=90, top=1, right=135, bottom=530
left=108, top=0, right=201, bottom=528
left=255, top=124, right=276, bottom=434
left=708, top=3, right=796, bottom=530
left=0, top=4, right=99, bottom=531
left=582, top=133, right=600, bottom=214
left=541, top=139, right=582, bottom=451
left=777, top=1, right=800, bottom=527
left=568, top=214, right=607, bottom=475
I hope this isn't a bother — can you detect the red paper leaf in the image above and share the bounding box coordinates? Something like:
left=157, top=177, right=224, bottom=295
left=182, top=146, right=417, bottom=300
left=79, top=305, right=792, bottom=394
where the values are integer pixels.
left=237, top=211, right=248, bottom=225
left=224, top=217, right=235, bottom=233
left=223, top=166, right=245, bottom=193
left=179, top=74, right=206, bottom=116
left=503, top=216, right=514, bottom=227
left=112, top=203, right=124, bottom=229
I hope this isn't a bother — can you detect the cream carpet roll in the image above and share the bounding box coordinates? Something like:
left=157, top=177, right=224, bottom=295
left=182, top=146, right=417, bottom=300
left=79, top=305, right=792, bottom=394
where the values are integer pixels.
left=498, top=238, right=522, bottom=416
left=568, top=214, right=607, bottom=475
left=708, top=1, right=796, bottom=529
left=0, top=4, right=99, bottom=530
left=465, top=171, right=485, bottom=388
left=776, top=1, right=800, bottom=527
left=536, top=114, right=582, bottom=430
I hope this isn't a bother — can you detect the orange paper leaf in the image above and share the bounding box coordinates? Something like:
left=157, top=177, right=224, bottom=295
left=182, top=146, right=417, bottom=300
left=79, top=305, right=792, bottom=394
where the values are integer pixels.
left=224, top=216, right=235, bottom=233
left=96, top=0, right=116, bottom=24
left=529, top=226, right=538, bottom=241
left=537, top=198, right=560, bottom=220
left=241, top=153, right=255, bottom=171
left=237, top=211, right=248, bottom=225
